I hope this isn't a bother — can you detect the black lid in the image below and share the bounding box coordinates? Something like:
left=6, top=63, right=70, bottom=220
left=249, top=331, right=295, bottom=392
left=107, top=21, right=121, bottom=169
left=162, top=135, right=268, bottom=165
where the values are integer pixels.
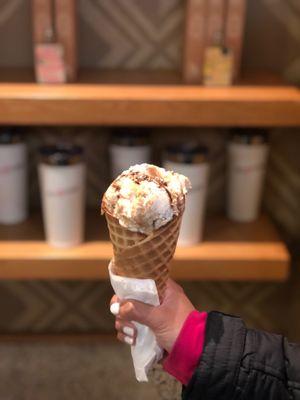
left=164, top=142, right=208, bottom=164
left=111, top=128, right=150, bottom=146
left=0, top=127, right=23, bottom=144
left=230, top=129, right=269, bottom=145
left=39, top=144, right=84, bottom=166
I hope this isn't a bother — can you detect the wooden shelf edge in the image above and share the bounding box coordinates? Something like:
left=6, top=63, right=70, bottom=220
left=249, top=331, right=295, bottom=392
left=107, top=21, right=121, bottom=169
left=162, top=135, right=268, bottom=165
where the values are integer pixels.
left=0, top=213, right=291, bottom=281
left=0, top=69, right=299, bottom=126
left=0, top=240, right=289, bottom=261
left=0, top=258, right=290, bottom=281
left=0, top=243, right=290, bottom=282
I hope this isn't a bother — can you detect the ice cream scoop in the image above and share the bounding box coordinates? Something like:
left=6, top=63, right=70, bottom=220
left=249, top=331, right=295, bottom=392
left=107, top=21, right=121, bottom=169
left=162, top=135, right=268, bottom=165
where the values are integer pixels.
left=101, top=163, right=191, bottom=235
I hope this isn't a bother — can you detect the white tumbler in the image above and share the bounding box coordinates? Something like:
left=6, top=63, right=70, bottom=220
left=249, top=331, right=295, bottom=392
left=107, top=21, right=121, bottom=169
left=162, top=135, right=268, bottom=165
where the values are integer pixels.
left=0, top=129, right=27, bottom=224
left=163, top=143, right=209, bottom=246
left=227, top=130, right=269, bottom=222
left=38, top=145, right=85, bottom=248
left=110, top=129, right=151, bottom=178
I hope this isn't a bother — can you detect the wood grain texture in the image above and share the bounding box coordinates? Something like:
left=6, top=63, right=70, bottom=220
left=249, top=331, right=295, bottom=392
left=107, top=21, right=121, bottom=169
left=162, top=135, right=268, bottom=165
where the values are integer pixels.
left=0, top=212, right=290, bottom=281
left=0, top=69, right=299, bottom=126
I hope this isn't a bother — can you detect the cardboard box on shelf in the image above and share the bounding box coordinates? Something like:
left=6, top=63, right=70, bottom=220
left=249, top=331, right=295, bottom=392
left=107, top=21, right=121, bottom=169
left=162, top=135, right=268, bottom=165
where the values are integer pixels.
left=203, top=46, right=234, bottom=86
left=31, top=0, right=66, bottom=83
left=31, top=0, right=77, bottom=83
left=34, top=43, right=66, bottom=83
left=203, top=0, right=234, bottom=86
left=183, top=0, right=246, bottom=86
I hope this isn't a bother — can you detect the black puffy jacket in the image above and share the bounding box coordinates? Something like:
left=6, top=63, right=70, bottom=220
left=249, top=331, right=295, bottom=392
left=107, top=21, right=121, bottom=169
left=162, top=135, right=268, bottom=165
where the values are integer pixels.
left=182, top=312, right=300, bottom=400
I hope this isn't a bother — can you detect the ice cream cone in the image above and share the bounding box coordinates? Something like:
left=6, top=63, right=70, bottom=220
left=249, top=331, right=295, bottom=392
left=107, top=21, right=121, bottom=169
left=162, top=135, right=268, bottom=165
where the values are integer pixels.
left=104, top=202, right=184, bottom=301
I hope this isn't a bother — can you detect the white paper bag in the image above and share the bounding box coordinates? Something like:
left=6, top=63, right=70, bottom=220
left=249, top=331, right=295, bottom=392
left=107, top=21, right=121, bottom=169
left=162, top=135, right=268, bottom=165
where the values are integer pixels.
left=108, top=262, right=163, bottom=382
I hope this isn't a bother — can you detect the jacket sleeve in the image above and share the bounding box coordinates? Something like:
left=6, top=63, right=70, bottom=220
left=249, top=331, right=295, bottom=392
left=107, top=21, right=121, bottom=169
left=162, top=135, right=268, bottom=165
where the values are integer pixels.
left=182, top=311, right=300, bottom=400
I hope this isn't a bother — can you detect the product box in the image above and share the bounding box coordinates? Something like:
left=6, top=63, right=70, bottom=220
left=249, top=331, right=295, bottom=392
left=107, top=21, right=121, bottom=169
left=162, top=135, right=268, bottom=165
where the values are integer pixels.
left=35, top=43, right=66, bottom=83
left=183, top=0, right=208, bottom=83
left=203, top=46, right=234, bottom=86
left=203, top=0, right=235, bottom=86
left=32, top=0, right=66, bottom=83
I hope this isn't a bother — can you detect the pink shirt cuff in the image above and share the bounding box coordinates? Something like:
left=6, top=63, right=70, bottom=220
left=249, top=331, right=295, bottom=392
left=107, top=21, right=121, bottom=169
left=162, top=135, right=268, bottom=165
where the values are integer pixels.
left=163, top=310, right=207, bottom=385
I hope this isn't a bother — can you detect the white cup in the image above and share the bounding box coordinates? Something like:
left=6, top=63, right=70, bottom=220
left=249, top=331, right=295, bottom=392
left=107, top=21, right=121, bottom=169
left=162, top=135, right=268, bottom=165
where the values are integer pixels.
left=227, top=132, right=269, bottom=222
left=38, top=146, right=85, bottom=248
left=110, top=130, right=151, bottom=178
left=110, top=145, right=151, bottom=179
left=163, top=145, right=209, bottom=246
left=0, top=134, right=27, bottom=224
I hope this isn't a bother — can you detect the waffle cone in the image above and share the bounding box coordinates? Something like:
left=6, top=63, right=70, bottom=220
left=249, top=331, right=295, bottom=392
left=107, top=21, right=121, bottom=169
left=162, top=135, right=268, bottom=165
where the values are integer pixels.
left=105, top=203, right=184, bottom=301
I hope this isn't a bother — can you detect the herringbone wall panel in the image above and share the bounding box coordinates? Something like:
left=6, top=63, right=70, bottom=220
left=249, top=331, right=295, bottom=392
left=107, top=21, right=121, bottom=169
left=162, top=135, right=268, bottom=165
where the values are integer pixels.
left=0, top=0, right=299, bottom=82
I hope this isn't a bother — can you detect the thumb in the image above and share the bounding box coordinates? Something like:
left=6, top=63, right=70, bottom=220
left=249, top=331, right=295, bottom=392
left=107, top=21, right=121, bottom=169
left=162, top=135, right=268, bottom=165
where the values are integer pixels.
left=118, top=299, right=157, bottom=327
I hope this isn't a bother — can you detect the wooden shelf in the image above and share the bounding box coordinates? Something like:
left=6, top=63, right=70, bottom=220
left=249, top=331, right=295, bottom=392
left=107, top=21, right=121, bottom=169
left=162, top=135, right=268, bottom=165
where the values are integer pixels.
left=0, top=69, right=299, bottom=127
left=0, top=212, right=290, bottom=281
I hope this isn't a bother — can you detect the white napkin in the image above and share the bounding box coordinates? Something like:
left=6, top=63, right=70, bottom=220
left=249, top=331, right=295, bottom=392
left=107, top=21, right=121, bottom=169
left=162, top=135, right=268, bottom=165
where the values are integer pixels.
left=108, top=262, right=163, bottom=382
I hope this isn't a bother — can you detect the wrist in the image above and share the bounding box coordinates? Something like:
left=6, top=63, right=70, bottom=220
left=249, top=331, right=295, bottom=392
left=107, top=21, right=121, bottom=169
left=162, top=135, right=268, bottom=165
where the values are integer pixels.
left=157, top=307, right=196, bottom=353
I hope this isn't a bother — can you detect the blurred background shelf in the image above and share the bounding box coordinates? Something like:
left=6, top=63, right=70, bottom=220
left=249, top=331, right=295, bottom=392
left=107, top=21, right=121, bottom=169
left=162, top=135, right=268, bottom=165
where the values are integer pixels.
left=0, top=69, right=299, bottom=127
left=0, top=211, right=289, bottom=281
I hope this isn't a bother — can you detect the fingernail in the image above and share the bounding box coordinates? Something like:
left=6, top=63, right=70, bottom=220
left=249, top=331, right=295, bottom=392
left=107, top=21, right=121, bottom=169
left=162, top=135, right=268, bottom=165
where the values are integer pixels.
left=124, top=336, right=133, bottom=345
left=110, top=302, right=120, bottom=316
left=123, top=326, right=134, bottom=337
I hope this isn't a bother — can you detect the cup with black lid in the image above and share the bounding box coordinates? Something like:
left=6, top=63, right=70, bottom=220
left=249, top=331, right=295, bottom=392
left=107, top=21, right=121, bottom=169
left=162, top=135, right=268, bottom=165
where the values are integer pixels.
left=163, top=142, right=209, bottom=246
left=38, top=144, right=85, bottom=247
left=227, top=129, right=269, bottom=222
left=109, top=128, right=151, bottom=179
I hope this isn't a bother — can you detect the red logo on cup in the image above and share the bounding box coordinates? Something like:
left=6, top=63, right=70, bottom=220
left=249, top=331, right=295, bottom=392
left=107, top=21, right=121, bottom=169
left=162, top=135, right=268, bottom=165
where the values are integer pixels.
left=0, top=163, right=24, bottom=175
left=47, top=185, right=79, bottom=197
left=234, top=163, right=265, bottom=174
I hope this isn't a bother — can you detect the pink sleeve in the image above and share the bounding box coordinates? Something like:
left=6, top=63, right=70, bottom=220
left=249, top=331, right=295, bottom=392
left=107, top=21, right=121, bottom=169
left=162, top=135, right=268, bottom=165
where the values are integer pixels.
left=163, top=310, right=208, bottom=385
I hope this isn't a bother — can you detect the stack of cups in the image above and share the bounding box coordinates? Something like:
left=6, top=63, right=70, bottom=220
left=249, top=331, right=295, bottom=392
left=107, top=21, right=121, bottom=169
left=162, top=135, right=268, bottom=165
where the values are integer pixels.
left=109, top=128, right=151, bottom=179
left=163, top=143, right=209, bottom=246
left=38, top=145, right=86, bottom=248
left=227, top=129, right=269, bottom=222
left=0, top=128, right=27, bottom=224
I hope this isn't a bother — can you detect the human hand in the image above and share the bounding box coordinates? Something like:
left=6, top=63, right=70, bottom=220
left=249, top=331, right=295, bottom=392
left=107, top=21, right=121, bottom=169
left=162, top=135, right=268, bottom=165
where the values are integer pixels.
left=110, top=279, right=195, bottom=353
